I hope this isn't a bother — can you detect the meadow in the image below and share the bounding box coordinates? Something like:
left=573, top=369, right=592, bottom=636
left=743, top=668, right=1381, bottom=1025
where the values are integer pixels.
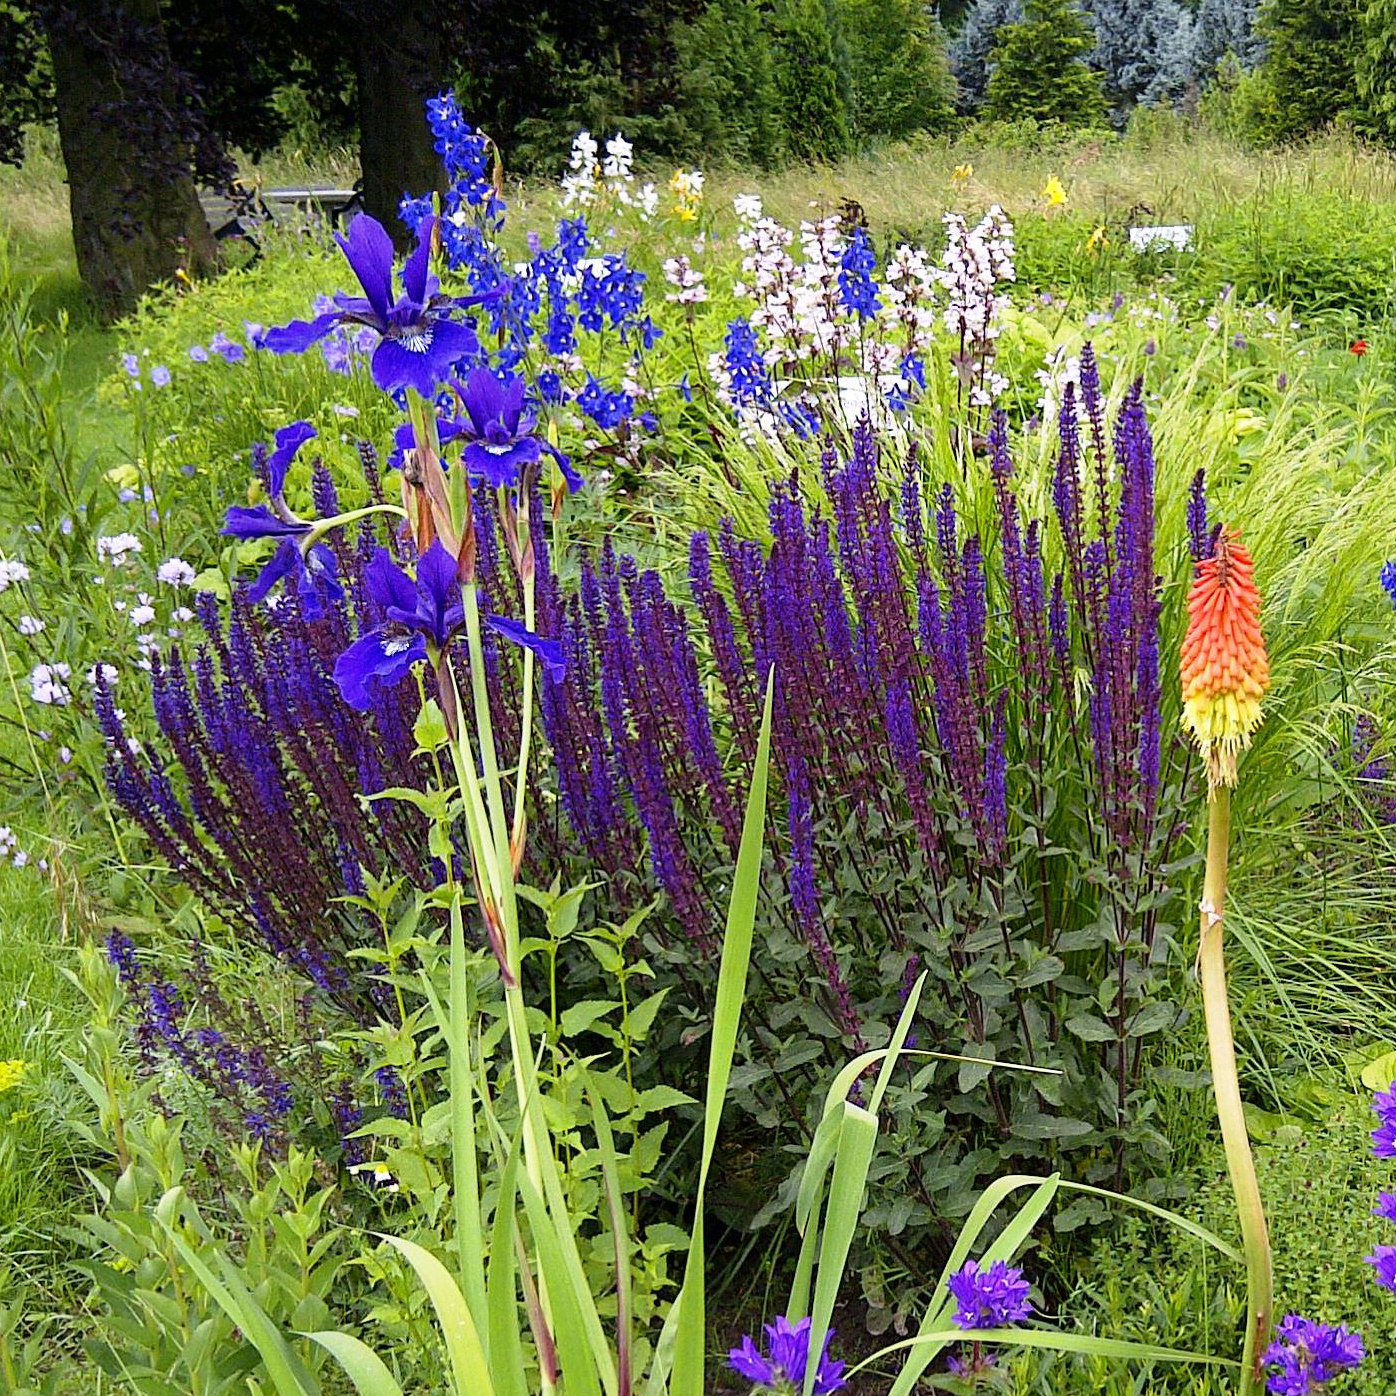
left=4, top=108, right=1396, bottom=1394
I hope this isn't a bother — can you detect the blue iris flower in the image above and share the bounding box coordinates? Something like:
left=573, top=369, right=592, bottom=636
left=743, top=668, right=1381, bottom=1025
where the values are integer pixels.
left=259, top=213, right=499, bottom=398
left=454, top=366, right=543, bottom=488
left=334, top=540, right=566, bottom=710
left=221, top=420, right=343, bottom=618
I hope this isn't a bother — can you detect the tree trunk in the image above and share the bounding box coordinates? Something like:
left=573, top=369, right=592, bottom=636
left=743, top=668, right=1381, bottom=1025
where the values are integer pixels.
left=354, top=8, right=445, bottom=248
left=43, top=0, right=219, bottom=323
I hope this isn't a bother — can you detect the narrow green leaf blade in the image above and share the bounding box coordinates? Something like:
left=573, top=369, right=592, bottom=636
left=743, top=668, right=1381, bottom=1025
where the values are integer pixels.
left=670, top=674, right=773, bottom=1396
left=302, top=1332, right=403, bottom=1396
left=380, top=1235, right=495, bottom=1396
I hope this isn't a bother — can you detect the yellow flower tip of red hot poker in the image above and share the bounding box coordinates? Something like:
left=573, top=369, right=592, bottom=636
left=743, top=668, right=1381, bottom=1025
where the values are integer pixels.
left=1180, top=527, right=1270, bottom=790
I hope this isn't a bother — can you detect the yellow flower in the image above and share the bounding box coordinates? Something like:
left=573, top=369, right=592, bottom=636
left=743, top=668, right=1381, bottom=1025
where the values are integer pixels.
left=952, top=162, right=974, bottom=184
left=0, top=1060, right=28, bottom=1094
left=1041, top=175, right=1067, bottom=208
left=1086, top=223, right=1108, bottom=253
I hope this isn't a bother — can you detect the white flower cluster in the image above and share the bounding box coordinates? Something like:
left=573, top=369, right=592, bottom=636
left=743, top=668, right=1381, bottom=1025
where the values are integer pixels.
left=733, top=193, right=763, bottom=226
left=30, top=662, right=71, bottom=705
left=560, top=131, right=658, bottom=219
left=937, top=206, right=1015, bottom=406
left=97, top=533, right=143, bottom=566
left=662, top=254, right=707, bottom=306
left=157, top=557, right=195, bottom=586
left=731, top=213, right=857, bottom=364
left=0, top=558, right=30, bottom=592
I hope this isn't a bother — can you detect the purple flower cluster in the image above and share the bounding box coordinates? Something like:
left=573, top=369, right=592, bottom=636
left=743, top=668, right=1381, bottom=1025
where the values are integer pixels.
left=541, top=366, right=1188, bottom=1134
left=1263, top=1314, right=1363, bottom=1394
left=97, top=445, right=546, bottom=1016
left=946, top=1258, right=1033, bottom=1329
left=1367, top=1079, right=1396, bottom=1294
left=728, top=1315, right=847, bottom=1394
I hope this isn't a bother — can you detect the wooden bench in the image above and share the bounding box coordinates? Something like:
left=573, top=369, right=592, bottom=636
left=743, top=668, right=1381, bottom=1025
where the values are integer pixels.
left=198, top=183, right=364, bottom=254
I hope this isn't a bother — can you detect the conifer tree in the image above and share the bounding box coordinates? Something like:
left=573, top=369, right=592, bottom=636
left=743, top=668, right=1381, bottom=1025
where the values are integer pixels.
left=772, top=0, right=852, bottom=158
left=1355, top=0, right=1396, bottom=145
left=1252, top=0, right=1359, bottom=141
left=949, top=0, right=1024, bottom=111
left=1193, top=0, right=1266, bottom=78
left=839, top=0, right=956, bottom=138
left=1090, top=0, right=1198, bottom=112
left=672, top=0, right=786, bottom=164
left=982, top=0, right=1106, bottom=125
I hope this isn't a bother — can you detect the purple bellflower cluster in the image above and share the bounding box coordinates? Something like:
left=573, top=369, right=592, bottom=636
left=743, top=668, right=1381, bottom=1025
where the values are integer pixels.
left=1367, top=1079, right=1396, bottom=1294
left=946, top=1258, right=1033, bottom=1329
left=728, top=1316, right=847, bottom=1394
left=1263, top=1315, right=1364, bottom=1394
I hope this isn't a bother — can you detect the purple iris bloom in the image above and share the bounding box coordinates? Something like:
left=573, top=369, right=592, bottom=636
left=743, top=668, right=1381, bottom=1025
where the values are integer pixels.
left=222, top=420, right=318, bottom=540
left=947, top=1259, right=1033, bottom=1329
left=244, top=537, right=342, bottom=618
left=221, top=420, right=340, bottom=617
left=334, top=541, right=566, bottom=710
left=455, top=367, right=542, bottom=487
left=728, top=1315, right=846, bottom=1394
left=259, top=213, right=492, bottom=397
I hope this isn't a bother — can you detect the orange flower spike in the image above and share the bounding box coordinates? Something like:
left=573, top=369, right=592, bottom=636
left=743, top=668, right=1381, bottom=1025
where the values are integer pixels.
left=1180, top=527, right=1269, bottom=790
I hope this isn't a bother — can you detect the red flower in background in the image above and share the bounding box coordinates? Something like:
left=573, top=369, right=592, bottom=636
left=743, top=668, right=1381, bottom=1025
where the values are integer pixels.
left=1351, top=338, right=1369, bottom=356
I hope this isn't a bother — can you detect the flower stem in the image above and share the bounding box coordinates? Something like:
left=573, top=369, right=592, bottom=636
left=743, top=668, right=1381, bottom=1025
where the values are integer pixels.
left=1197, top=785, right=1271, bottom=1394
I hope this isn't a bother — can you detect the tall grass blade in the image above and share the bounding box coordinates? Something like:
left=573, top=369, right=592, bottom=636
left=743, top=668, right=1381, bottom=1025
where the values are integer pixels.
left=670, top=673, right=774, bottom=1396
left=302, top=1333, right=404, bottom=1396
left=379, top=1235, right=495, bottom=1396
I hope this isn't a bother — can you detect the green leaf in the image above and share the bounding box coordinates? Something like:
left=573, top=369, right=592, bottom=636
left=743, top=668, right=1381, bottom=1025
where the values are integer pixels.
left=302, top=1333, right=403, bottom=1396
left=1360, top=1049, right=1396, bottom=1091
left=379, top=1235, right=494, bottom=1396
left=670, top=673, right=773, bottom=1396
left=413, top=700, right=450, bottom=754
left=857, top=1326, right=1237, bottom=1379
left=560, top=999, right=620, bottom=1038
left=625, top=988, right=670, bottom=1043
left=1065, top=1013, right=1117, bottom=1042
left=154, top=1192, right=320, bottom=1396
left=803, top=1103, right=878, bottom=1396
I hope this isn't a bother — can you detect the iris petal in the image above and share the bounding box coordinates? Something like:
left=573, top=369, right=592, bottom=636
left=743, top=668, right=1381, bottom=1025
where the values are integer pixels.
left=222, top=505, right=308, bottom=540
left=266, top=420, right=317, bottom=497
left=486, top=614, right=567, bottom=681
left=370, top=318, right=479, bottom=397
left=334, top=629, right=428, bottom=709
left=260, top=312, right=342, bottom=354
left=334, top=214, right=395, bottom=320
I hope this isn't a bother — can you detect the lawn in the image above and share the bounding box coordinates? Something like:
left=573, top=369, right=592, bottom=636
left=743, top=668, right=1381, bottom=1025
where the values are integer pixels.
left=4, top=109, right=1396, bottom=1394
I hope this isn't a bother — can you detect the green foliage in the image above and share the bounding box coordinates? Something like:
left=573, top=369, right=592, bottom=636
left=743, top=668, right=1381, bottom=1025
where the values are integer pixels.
left=1250, top=0, right=1361, bottom=143
left=836, top=0, right=956, bottom=142
left=669, top=0, right=787, bottom=166
left=1355, top=0, right=1396, bottom=146
left=771, top=0, right=852, bottom=161
left=982, top=0, right=1107, bottom=128
left=1024, top=1104, right=1394, bottom=1394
